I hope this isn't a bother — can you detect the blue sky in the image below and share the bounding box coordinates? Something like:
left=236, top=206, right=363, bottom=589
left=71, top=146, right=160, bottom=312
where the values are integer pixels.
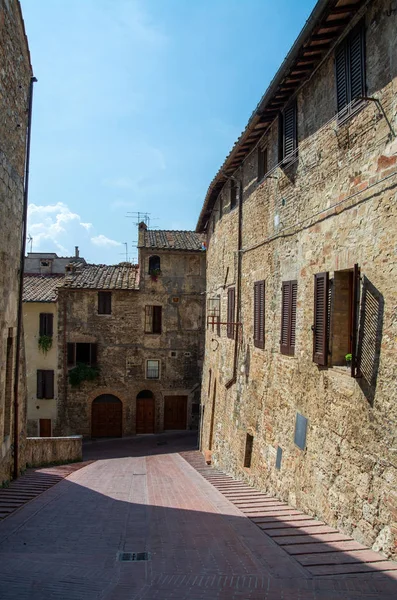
left=21, top=0, right=316, bottom=264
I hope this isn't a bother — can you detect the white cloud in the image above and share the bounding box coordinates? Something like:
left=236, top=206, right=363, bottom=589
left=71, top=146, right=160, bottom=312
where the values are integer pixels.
left=27, top=202, right=93, bottom=255
left=91, top=234, right=122, bottom=248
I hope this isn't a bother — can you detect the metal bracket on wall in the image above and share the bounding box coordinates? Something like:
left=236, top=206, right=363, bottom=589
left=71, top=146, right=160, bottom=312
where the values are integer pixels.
left=360, top=96, right=396, bottom=138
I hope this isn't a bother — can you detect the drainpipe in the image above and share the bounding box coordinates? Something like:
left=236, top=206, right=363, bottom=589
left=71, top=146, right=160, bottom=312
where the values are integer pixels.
left=13, top=76, right=37, bottom=479
left=225, top=179, right=243, bottom=389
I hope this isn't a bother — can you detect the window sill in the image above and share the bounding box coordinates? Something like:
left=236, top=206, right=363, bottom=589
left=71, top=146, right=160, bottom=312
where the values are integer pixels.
left=97, top=314, right=112, bottom=317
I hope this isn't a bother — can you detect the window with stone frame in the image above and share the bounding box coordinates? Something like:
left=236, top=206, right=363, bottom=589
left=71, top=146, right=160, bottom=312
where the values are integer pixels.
left=145, top=305, right=162, bottom=334
left=67, top=342, right=97, bottom=367
left=146, top=359, right=160, bottom=379
left=98, top=291, right=112, bottom=315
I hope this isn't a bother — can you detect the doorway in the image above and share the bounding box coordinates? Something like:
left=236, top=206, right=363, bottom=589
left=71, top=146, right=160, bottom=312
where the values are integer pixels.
left=92, top=394, right=122, bottom=438
left=164, top=395, right=187, bottom=430
left=136, top=390, right=155, bottom=433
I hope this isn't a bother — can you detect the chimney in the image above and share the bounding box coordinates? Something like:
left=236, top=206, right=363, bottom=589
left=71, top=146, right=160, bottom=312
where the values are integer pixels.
left=138, top=221, right=147, bottom=248
left=75, top=246, right=79, bottom=258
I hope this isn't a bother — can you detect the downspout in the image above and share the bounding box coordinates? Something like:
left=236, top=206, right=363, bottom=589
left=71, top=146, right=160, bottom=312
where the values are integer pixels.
left=225, top=178, right=243, bottom=389
left=13, top=75, right=37, bottom=479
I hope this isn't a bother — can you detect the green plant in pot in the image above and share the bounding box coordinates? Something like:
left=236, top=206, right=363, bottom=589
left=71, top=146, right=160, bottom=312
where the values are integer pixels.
left=68, top=363, right=100, bottom=387
left=149, top=268, right=161, bottom=281
left=38, top=334, right=53, bottom=354
left=345, top=353, right=352, bottom=367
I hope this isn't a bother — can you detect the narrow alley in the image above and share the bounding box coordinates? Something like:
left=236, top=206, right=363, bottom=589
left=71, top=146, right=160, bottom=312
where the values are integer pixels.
left=0, top=433, right=396, bottom=600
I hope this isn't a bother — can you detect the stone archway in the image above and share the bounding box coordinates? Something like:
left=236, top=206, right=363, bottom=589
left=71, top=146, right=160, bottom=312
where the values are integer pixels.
left=91, top=394, right=122, bottom=438
left=136, top=390, right=155, bottom=434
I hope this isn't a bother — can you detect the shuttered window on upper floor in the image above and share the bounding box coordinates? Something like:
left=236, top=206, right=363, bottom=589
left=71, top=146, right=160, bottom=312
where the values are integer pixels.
left=37, top=370, right=54, bottom=399
left=230, top=180, right=238, bottom=210
left=280, top=280, right=297, bottom=356
left=279, top=102, right=297, bottom=163
left=39, top=313, right=53, bottom=337
left=335, top=21, right=365, bottom=122
left=257, top=147, right=268, bottom=181
left=98, top=291, right=112, bottom=315
left=253, top=280, right=265, bottom=349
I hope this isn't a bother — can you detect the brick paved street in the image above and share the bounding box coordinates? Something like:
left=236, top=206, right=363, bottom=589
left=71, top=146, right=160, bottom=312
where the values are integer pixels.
left=0, top=432, right=396, bottom=599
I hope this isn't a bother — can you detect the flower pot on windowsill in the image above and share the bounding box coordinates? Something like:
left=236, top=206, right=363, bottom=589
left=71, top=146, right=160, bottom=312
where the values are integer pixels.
left=149, top=269, right=161, bottom=282
left=345, top=353, right=352, bottom=369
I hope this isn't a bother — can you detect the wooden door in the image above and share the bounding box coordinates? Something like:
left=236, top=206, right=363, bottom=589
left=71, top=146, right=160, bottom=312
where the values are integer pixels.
left=39, top=419, right=52, bottom=437
left=164, top=396, right=187, bottom=430
left=136, top=398, right=155, bottom=433
left=92, top=396, right=122, bottom=438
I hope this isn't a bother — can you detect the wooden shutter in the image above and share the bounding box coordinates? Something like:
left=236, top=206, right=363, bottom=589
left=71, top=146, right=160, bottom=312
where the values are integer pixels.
left=230, top=180, right=237, bottom=209
left=283, top=103, right=297, bottom=160
left=257, top=148, right=267, bottom=181
left=90, top=343, right=98, bottom=367
left=313, top=272, right=329, bottom=366
left=153, top=306, right=162, bottom=334
left=280, top=280, right=297, bottom=355
left=227, top=288, right=235, bottom=339
left=335, top=43, right=348, bottom=117
left=40, top=313, right=53, bottom=336
left=37, top=370, right=44, bottom=399
left=351, top=263, right=361, bottom=377
left=349, top=25, right=365, bottom=107
left=67, top=342, right=75, bottom=367
left=45, top=370, right=54, bottom=399
left=254, top=280, right=265, bottom=349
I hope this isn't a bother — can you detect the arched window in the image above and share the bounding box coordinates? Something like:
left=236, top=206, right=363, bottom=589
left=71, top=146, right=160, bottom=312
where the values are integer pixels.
left=148, top=255, right=160, bottom=274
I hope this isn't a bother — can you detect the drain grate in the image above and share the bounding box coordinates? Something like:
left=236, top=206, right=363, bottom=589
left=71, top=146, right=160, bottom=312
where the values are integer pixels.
left=118, top=551, right=151, bottom=562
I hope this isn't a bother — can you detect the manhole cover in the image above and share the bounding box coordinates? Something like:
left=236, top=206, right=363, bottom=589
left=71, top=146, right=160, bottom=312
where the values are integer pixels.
left=118, top=551, right=151, bottom=562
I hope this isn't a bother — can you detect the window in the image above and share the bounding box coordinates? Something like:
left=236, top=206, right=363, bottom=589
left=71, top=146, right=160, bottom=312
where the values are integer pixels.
left=230, top=180, right=238, bottom=210
left=257, top=146, right=268, bottom=181
left=67, top=342, right=97, bottom=367
left=148, top=255, right=160, bottom=274
left=280, top=280, right=297, bottom=356
left=39, top=313, right=53, bottom=337
left=279, top=102, right=297, bottom=163
left=227, top=287, right=235, bottom=339
left=192, top=403, right=200, bottom=416
left=275, top=446, right=282, bottom=470
left=146, top=359, right=160, bottom=379
left=335, top=22, right=365, bottom=121
left=37, top=370, right=54, bottom=399
left=98, top=291, right=111, bottom=315
left=145, top=305, right=162, bottom=334
left=244, top=434, right=254, bottom=468
left=253, top=280, right=265, bottom=349
left=316, top=265, right=360, bottom=376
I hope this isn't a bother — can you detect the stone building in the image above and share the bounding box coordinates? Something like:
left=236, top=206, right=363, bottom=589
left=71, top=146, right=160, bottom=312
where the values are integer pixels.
left=0, top=0, right=32, bottom=482
left=55, top=227, right=206, bottom=438
left=22, top=251, right=86, bottom=437
left=197, top=0, right=397, bottom=559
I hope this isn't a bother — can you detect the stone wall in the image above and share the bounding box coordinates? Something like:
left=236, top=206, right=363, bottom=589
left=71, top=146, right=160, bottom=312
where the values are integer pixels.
left=201, top=0, right=397, bottom=559
left=0, top=0, right=32, bottom=482
left=25, top=435, right=82, bottom=467
left=55, top=249, right=205, bottom=437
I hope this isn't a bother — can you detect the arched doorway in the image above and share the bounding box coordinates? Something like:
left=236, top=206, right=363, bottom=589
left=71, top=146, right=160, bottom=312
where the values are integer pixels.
left=92, top=394, right=122, bottom=438
left=136, top=390, right=155, bottom=434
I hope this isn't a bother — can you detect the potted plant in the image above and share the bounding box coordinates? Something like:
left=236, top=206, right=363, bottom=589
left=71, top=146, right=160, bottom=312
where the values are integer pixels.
left=149, top=268, right=161, bottom=282
left=345, top=353, right=352, bottom=368
left=38, top=334, right=53, bottom=354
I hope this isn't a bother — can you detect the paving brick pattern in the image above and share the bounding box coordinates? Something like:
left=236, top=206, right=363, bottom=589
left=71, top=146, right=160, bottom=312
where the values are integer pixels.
left=180, top=449, right=397, bottom=580
left=0, top=433, right=396, bottom=599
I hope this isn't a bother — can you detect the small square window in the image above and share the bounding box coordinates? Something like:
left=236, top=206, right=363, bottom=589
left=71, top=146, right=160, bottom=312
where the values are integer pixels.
left=146, top=359, right=160, bottom=379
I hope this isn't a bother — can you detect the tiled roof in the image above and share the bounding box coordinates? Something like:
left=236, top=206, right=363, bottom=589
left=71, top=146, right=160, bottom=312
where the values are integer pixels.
left=23, top=275, right=65, bottom=302
left=61, top=264, right=139, bottom=290
left=141, top=230, right=206, bottom=251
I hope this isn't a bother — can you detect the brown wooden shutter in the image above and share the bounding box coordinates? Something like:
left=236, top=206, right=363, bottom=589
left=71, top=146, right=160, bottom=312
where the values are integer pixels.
left=257, top=148, right=267, bottom=181
left=40, top=313, right=53, bottom=336
left=227, top=288, right=235, bottom=339
left=67, top=342, right=75, bottom=367
left=90, top=343, right=98, bottom=367
left=351, top=263, right=361, bottom=377
left=254, top=281, right=265, bottom=349
left=280, top=282, right=290, bottom=355
left=153, top=306, right=162, bottom=333
left=37, top=370, right=44, bottom=399
left=290, top=281, right=297, bottom=354
left=45, top=371, right=54, bottom=399
left=349, top=25, right=365, bottom=107
left=335, top=43, right=348, bottom=116
left=313, top=272, right=329, bottom=366
left=283, top=102, right=297, bottom=159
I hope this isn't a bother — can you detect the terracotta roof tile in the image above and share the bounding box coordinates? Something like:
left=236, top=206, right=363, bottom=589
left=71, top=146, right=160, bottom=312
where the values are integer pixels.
left=141, top=230, right=206, bottom=251
left=61, top=264, right=139, bottom=290
left=23, top=275, right=65, bottom=302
